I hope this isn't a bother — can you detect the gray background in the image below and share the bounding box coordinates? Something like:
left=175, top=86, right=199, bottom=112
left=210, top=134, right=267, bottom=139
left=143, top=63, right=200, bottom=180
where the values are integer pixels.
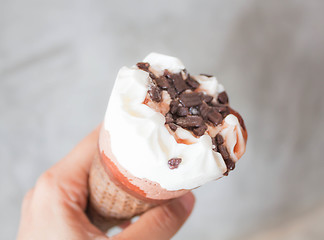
left=1, top=0, right=324, bottom=239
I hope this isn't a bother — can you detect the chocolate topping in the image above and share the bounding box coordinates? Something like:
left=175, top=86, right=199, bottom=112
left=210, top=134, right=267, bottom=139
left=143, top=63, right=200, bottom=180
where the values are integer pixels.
left=202, top=94, right=213, bottom=103
left=176, top=116, right=204, bottom=128
left=165, top=113, right=174, bottom=124
left=168, top=123, right=178, bottom=131
left=155, top=76, right=169, bottom=89
left=168, top=158, right=182, bottom=169
left=217, top=91, right=229, bottom=104
left=138, top=61, right=243, bottom=175
left=177, top=107, right=189, bottom=117
left=218, top=145, right=230, bottom=160
left=171, top=73, right=189, bottom=94
left=207, top=108, right=223, bottom=126
left=186, top=75, right=200, bottom=89
left=137, top=62, right=150, bottom=71
left=193, top=124, right=208, bottom=136
left=179, top=92, right=203, bottom=107
left=148, top=85, right=162, bottom=102
left=215, top=134, right=224, bottom=145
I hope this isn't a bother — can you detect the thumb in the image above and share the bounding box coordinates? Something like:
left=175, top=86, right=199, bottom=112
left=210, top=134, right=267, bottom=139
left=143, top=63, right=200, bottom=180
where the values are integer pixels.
left=116, top=192, right=195, bottom=240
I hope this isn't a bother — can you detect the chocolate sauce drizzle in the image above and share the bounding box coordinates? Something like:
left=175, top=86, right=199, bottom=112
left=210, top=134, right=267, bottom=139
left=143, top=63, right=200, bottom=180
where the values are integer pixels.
left=137, top=62, right=237, bottom=174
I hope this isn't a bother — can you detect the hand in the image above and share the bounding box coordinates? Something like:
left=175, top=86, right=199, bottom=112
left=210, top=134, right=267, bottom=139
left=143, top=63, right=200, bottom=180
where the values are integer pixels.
left=17, top=126, right=195, bottom=240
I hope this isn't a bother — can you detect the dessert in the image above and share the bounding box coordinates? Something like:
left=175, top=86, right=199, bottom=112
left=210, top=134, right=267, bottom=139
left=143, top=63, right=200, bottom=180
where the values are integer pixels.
left=87, top=53, right=247, bottom=231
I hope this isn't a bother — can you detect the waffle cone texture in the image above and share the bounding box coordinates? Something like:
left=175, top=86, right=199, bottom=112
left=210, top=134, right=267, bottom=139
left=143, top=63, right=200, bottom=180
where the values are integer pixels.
left=87, top=148, right=157, bottom=231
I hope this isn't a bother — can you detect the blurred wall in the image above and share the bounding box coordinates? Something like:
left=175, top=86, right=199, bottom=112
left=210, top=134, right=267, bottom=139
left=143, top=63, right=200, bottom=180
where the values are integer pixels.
left=1, top=0, right=324, bottom=239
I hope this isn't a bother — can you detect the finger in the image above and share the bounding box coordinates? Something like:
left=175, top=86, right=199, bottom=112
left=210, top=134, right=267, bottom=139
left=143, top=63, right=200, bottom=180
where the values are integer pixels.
left=35, top=125, right=101, bottom=210
left=117, top=192, right=195, bottom=240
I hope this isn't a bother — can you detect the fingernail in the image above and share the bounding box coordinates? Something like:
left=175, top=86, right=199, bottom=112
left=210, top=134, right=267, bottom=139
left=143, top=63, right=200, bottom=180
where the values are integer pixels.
left=178, top=192, right=195, bottom=214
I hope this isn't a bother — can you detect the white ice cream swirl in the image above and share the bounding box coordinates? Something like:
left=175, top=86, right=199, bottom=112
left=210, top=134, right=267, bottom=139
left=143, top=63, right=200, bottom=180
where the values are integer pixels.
left=105, top=53, right=246, bottom=191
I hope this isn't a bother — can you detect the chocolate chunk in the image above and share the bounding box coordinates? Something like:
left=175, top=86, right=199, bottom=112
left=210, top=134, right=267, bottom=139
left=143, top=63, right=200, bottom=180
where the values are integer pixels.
left=189, top=106, right=199, bottom=115
left=165, top=113, right=174, bottom=124
left=176, top=116, right=204, bottom=128
left=224, top=158, right=236, bottom=170
left=172, top=73, right=188, bottom=94
left=177, top=107, right=189, bottom=117
left=215, top=134, right=224, bottom=145
left=207, top=108, right=223, bottom=126
left=170, top=100, right=180, bottom=114
left=199, top=102, right=210, bottom=119
left=155, top=76, right=169, bottom=89
left=136, top=62, right=150, bottom=71
left=149, top=72, right=157, bottom=79
left=179, top=92, right=202, bottom=107
left=193, top=124, right=207, bottom=136
left=202, top=94, right=213, bottom=103
left=166, top=80, right=177, bottom=99
left=200, top=73, right=213, bottom=77
left=148, top=86, right=162, bottom=102
left=168, top=123, right=178, bottom=131
left=218, top=145, right=230, bottom=160
left=168, top=158, right=182, bottom=169
left=217, top=91, right=229, bottom=104
left=186, top=75, right=200, bottom=89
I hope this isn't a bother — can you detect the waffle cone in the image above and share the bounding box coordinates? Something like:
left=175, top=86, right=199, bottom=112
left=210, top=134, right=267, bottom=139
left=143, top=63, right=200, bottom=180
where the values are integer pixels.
left=87, top=148, right=157, bottom=232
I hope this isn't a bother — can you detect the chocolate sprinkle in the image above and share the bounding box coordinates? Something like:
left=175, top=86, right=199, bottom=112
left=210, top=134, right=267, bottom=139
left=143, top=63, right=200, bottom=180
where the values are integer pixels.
left=148, top=86, right=162, bottom=102
left=186, top=75, right=200, bottom=89
left=217, top=91, right=229, bottom=104
left=168, top=158, right=182, bottom=169
left=207, top=108, right=223, bottom=126
left=171, top=73, right=189, bottom=94
left=137, top=62, right=150, bottom=71
left=177, top=107, right=189, bottom=117
left=218, top=144, right=230, bottom=160
left=199, top=102, right=210, bottom=119
left=179, top=92, right=202, bottom=107
left=165, top=113, right=174, bottom=124
left=202, top=94, right=213, bottom=103
left=215, top=134, right=224, bottom=145
left=168, top=123, right=178, bottom=131
left=170, top=100, right=180, bottom=114
left=193, top=124, right=208, bottom=136
left=155, top=76, right=169, bottom=89
left=138, top=61, right=243, bottom=175
left=176, top=116, right=204, bottom=128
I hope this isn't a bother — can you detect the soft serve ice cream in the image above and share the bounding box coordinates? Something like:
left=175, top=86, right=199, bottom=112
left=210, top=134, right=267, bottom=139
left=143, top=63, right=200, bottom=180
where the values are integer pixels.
left=102, top=53, right=247, bottom=194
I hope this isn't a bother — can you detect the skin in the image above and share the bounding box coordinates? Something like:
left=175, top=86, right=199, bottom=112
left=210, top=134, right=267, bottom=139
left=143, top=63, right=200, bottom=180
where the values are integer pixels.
left=17, top=126, right=195, bottom=240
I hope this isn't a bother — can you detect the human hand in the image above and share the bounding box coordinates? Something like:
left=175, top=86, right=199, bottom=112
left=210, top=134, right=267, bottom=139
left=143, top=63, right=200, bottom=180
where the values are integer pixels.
left=17, top=126, right=195, bottom=240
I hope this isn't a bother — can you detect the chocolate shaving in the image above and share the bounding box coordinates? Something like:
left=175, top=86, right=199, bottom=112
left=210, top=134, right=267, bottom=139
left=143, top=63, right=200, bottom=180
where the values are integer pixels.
left=179, top=92, right=202, bottom=107
left=207, top=108, right=223, bottom=126
left=168, top=123, right=178, bottom=131
left=217, top=91, right=229, bottom=104
left=168, top=158, right=182, bottom=169
left=137, top=62, right=150, bottom=71
left=215, top=134, right=224, bottom=145
left=186, top=75, right=200, bottom=89
left=199, top=102, right=210, bottom=119
left=166, top=79, right=177, bottom=99
left=224, top=158, right=235, bottom=170
left=155, top=76, right=169, bottom=89
left=170, top=100, right=180, bottom=114
left=193, top=124, right=207, bottom=136
left=177, top=107, right=189, bottom=117
left=171, top=73, right=188, bottom=94
left=165, top=113, right=174, bottom=124
left=202, top=94, right=213, bottom=103
left=176, top=116, right=204, bottom=128
left=218, top=144, right=230, bottom=160
left=148, top=86, right=162, bottom=102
